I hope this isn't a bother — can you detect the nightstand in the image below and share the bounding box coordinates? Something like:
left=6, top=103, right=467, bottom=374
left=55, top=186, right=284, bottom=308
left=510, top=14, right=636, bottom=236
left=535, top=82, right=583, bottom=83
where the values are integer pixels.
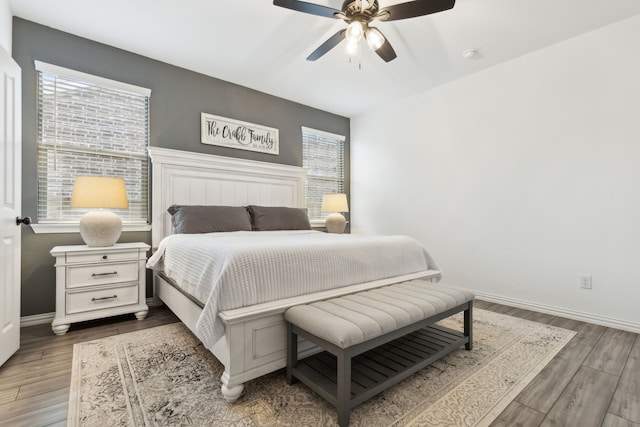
left=50, top=242, right=150, bottom=335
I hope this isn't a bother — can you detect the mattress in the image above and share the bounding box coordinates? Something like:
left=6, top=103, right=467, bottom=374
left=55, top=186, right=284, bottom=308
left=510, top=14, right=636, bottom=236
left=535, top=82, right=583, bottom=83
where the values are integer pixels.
left=147, top=230, right=438, bottom=348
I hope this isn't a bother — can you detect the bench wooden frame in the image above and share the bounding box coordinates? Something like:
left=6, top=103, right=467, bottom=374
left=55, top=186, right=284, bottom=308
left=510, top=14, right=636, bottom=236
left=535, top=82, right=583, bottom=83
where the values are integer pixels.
left=287, top=300, right=473, bottom=427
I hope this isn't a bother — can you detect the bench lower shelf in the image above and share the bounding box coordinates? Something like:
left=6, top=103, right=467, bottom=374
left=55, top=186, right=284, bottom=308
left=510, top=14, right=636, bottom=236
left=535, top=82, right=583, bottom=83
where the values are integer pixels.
left=291, top=324, right=469, bottom=409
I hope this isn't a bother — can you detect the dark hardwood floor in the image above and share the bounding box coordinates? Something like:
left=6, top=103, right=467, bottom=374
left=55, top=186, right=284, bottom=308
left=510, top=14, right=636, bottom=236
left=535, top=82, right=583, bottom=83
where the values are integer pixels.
left=0, top=301, right=638, bottom=427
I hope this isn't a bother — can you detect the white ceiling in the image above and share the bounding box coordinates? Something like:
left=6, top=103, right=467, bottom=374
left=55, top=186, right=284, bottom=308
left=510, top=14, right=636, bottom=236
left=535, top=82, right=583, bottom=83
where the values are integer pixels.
left=9, top=0, right=640, bottom=117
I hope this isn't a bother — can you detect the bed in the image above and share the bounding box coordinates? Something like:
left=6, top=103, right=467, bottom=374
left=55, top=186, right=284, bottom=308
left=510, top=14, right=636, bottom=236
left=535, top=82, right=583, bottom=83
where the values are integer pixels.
left=147, top=147, right=441, bottom=402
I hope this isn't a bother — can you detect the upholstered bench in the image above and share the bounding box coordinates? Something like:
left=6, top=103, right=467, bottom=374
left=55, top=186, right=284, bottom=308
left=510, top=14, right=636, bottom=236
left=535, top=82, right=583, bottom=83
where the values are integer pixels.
left=285, top=279, right=474, bottom=427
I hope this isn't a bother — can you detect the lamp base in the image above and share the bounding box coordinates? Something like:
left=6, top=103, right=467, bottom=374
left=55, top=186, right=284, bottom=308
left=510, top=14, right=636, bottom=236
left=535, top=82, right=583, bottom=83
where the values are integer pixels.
left=79, top=210, right=123, bottom=247
left=325, top=213, right=346, bottom=234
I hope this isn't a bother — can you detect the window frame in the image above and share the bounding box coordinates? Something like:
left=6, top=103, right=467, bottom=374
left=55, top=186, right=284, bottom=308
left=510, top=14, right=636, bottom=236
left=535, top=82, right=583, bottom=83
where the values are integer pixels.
left=301, top=126, right=346, bottom=228
left=32, top=61, right=151, bottom=234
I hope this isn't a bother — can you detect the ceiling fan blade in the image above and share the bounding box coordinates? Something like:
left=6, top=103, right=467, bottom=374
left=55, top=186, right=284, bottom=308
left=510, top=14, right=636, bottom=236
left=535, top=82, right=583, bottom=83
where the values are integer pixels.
left=374, top=37, right=397, bottom=62
left=378, top=0, right=455, bottom=22
left=306, top=30, right=346, bottom=61
left=273, top=0, right=342, bottom=19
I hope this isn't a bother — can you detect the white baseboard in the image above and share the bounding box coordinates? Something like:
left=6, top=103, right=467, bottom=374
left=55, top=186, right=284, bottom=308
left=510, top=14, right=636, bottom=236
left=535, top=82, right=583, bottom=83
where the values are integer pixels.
left=20, top=298, right=157, bottom=327
left=475, top=291, right=640, bottom=334
left=21, top=312, right=54, bottom=327
left=22, top=295, right=640, bottom=334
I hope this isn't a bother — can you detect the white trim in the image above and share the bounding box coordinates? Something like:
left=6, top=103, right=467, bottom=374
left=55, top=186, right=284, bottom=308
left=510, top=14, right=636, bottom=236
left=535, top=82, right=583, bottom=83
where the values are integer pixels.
left=21, top=312, right=54, bottom=327
left=31, top=223, right=152, bottom=234
left=34, top=60, right=152, bottom=96
left=309, top=219, right=350, bottom=229
left=301, top=126, right=346, bottom=141
left=309, top=219, right=326, bottom=228
left=148, top=147, right=307, bottom=177
left=219, top=271, right=439, bottom=323
left=475, top=291, right=640, bottom=334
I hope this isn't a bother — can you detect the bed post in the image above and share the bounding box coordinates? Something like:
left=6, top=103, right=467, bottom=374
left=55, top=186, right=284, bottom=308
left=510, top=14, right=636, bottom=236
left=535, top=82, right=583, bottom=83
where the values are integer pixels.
left=219, top=374, right=244, bottom=402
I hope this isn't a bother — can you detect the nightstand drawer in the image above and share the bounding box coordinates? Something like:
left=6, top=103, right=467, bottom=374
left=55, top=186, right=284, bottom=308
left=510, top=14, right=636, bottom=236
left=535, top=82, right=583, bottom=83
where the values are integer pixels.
left=67, top=262, right=139, bottom=288
left=66, top=283, right=139, bottom=315
left=66, top=250, right=138, bottom=264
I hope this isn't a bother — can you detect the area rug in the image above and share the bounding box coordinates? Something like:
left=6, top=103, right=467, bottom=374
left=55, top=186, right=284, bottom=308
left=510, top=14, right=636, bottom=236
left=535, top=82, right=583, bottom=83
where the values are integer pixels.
left=68, top=309, right=575, bottom=426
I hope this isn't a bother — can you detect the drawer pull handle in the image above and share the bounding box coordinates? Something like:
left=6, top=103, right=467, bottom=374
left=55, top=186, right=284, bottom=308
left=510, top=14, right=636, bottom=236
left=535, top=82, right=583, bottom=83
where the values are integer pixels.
left=91, top=271, right=118, bottom=277
left=91, top=295, right=118, bottom=302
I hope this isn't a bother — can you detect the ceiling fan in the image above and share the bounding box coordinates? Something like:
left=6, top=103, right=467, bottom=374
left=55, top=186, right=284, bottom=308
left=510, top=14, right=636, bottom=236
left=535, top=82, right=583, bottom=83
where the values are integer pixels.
left=273, top=0, right=456, bottom=62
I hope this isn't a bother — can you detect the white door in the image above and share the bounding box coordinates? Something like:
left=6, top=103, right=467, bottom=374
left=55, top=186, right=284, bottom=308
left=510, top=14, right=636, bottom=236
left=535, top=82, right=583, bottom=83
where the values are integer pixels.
left=0, top=46, right=22, bottom=367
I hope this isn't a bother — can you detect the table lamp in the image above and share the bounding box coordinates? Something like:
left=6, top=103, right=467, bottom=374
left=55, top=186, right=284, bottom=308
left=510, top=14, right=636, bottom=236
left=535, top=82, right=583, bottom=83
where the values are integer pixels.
left=321, top=193, right=349, bottom=234
left=71, top=176, right=129, bottom=247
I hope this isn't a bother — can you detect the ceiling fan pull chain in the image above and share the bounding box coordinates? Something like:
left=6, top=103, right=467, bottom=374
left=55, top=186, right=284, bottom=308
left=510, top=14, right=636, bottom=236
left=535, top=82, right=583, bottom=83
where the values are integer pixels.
left=348, top=53, right=362, bottom=71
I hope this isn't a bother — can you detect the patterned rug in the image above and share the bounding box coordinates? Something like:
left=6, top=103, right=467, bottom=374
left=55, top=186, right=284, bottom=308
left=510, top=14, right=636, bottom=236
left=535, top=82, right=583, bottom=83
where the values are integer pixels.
left=68, top=309, right=575, bottom=426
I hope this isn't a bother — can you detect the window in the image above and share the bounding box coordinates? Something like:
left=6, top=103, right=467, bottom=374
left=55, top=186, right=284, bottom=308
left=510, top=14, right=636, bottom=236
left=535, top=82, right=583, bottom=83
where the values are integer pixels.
left=35, top=61, right=151, bottom=231
left=301, top=126, right=346, bottom=221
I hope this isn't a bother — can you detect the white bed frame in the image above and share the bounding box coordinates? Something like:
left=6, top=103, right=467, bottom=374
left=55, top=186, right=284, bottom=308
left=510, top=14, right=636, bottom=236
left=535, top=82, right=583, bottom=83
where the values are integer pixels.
left=148, top=147, right=440, bottom=402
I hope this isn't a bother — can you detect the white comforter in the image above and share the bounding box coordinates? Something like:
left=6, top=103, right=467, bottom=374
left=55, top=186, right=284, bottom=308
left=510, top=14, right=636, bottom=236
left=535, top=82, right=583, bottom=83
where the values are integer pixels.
left=147, top=230, right=438, bottom=348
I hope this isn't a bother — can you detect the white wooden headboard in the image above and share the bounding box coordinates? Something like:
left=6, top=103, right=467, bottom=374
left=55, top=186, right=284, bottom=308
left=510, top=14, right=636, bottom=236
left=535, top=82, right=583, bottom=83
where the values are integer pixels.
left=148, top=147, right=307, bottom=248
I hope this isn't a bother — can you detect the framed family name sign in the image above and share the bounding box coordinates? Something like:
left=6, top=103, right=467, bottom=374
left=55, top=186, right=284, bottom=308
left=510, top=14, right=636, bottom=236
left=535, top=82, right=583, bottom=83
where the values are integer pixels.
left=201, top=112, right=279, bottom=155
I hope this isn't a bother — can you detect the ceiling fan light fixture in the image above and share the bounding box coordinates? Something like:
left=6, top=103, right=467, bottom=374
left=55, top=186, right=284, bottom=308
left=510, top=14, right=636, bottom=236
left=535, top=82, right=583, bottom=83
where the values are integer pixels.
left=345, top=39, right=360, bottom=56
left=345, top=20, right=365, bottom=42
left=273, top=0, right=456, bottom=63
left=365, top=27, right=385, bottom=50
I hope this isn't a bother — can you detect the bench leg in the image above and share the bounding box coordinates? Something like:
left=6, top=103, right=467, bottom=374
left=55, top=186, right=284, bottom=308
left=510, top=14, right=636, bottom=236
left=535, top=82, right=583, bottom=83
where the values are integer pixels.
left=464, top=300, right=473, bottom=351
left=287, top=322, right=298, bottom=384
left=336, top=351, right=351, bottom=427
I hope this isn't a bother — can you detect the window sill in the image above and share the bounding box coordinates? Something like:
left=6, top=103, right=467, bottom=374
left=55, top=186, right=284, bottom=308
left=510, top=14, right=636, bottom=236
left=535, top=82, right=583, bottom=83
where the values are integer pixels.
left=310, top=219, right=327, bottom=229
left=31, top=223, right=152, bottom=234
left=310, top=219, right=350, bottom=229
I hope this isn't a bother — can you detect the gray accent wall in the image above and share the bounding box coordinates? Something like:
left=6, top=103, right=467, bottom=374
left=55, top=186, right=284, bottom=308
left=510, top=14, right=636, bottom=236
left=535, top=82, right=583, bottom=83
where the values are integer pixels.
left=13, top=18, right=350, bottom=317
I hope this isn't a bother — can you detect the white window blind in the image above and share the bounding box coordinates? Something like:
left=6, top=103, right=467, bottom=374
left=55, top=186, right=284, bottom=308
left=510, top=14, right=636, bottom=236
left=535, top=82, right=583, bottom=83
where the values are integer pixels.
left=302, top=126, right=346, bottom=221
left=36, top=61, right=151, bottom=225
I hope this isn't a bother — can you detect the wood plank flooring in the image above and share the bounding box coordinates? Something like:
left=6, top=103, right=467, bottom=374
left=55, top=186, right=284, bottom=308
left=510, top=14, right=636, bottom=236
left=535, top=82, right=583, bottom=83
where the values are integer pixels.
left=0, top=301, right=638, bottom=427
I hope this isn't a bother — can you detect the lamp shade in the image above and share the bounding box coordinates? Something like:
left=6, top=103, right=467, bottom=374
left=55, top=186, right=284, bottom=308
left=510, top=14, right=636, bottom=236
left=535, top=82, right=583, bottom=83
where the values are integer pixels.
left=71, top=176, right=129, bottom=247
left=71, top=176, right=129, bottom=209
left=321, top=193, right=349, bottom=213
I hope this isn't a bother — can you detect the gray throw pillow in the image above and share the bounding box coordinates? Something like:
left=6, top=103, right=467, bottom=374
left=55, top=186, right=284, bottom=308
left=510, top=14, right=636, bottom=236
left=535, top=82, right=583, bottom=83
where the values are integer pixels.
left=167, top=205, right=252, bottom=234
left=247, top=205, right=311, bottom=231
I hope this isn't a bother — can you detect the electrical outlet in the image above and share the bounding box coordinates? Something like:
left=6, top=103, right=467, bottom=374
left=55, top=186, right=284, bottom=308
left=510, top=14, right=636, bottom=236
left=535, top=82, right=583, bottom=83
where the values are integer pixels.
left=580, top=275, right=592, bottom=289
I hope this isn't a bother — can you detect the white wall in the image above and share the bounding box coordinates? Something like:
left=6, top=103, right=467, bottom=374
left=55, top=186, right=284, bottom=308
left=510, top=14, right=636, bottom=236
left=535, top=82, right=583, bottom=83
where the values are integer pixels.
left=0, top=0, right=11, bottom=54
left=351, top=15, right=640, bottom=331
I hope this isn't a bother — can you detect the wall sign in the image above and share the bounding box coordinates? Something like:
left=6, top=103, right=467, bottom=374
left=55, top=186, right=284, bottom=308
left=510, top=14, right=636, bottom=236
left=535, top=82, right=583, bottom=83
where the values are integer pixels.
left=201, top=112, right=279, bottom=155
